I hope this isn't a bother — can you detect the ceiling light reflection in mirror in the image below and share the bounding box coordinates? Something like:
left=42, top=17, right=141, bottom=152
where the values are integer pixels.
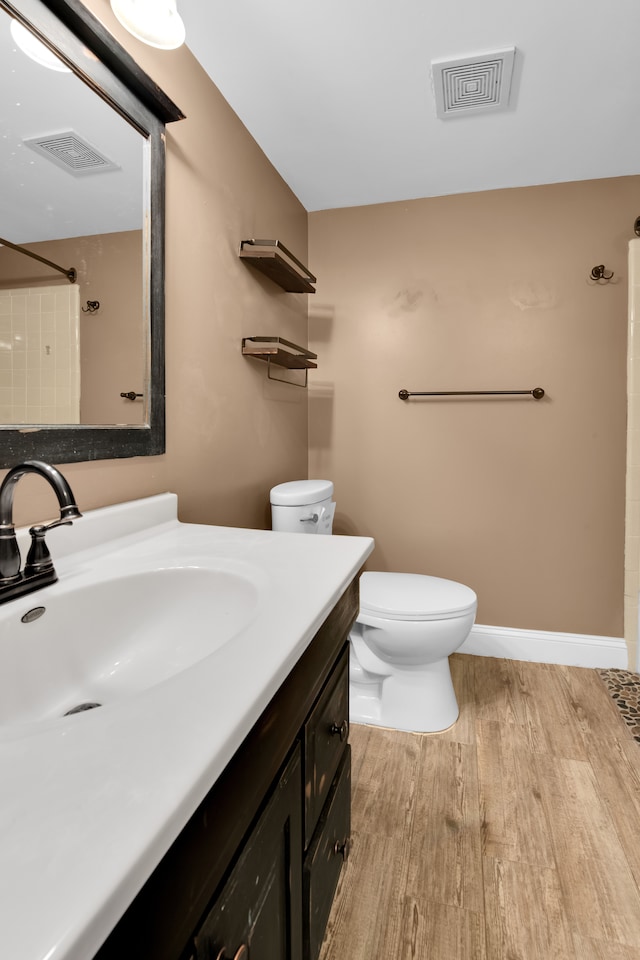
left=0, top=7, right=146, bottom=426
left=9, top=19, right=71, bottom=72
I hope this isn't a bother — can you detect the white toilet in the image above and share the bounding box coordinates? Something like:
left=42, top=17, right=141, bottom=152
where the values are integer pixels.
left=269, top=479, right=336, bottom=535
left=270, top=480, right=477, bottom=734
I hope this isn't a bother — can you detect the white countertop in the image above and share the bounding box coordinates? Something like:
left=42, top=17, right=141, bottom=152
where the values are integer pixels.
left=0, top=494, right=373, bottom=960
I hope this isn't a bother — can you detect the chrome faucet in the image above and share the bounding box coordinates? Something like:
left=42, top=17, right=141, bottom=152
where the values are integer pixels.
left=0, top=461, right=82, bottom=604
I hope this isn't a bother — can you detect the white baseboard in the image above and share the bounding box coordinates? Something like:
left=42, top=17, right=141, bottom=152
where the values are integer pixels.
left=459, top=623, right=628, bottom=669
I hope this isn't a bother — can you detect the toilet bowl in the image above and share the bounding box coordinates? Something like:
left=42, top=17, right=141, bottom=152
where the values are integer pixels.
left=350, top=571, right=476, bottom=733
left=269, top=480, right=477, bottom=734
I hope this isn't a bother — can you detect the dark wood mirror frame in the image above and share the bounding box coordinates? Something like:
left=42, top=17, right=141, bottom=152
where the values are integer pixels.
left=0, top=0, right=184, bottom=467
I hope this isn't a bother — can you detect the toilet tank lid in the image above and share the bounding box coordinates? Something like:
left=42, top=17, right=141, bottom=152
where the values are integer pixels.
left=359, top=571, right=477, bottom=620
left=270, top=479, right=334, bottom=506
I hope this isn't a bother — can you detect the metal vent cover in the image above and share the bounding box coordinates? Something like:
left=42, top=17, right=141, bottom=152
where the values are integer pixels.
left=23, top=131, right=119, bottom=176
left=431, top=48, right=516, bottom=119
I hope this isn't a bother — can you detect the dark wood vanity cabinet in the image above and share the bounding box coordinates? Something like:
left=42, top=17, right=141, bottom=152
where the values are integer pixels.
left=93, top=578, right=358, bottom=960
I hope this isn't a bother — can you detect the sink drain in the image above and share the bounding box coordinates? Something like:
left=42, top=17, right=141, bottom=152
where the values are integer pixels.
left=63, top=702, right=102, bottom=716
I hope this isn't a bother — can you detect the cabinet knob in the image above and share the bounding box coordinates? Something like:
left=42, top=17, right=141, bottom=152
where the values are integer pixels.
left=215, top=947, right=248, bottom=960
left=333, top=836, right=351, bottom=862
left=330, top=719, right=349, bottom=742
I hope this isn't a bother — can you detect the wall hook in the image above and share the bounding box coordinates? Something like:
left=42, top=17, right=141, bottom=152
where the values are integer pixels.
left=589, top=265, right=614, bottom=282
left=82, top=300, right=100, bottom=314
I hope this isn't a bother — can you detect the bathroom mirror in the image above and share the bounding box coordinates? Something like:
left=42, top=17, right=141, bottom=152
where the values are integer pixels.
left=0, top=0, right=183, bottom=466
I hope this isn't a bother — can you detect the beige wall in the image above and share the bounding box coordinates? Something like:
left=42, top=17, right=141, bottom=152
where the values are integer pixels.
left=75, top=230, right=143, bottom=425
left=308, top=178, right=638, bottom=638
left=1, top=0, right=309, bottom=531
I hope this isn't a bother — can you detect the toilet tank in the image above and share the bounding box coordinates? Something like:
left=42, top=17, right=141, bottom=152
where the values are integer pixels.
left=270, top=480, right=335, bottom=535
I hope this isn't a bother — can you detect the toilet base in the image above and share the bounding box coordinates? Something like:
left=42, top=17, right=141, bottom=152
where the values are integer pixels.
left=350, top=656, right=459, bottom=733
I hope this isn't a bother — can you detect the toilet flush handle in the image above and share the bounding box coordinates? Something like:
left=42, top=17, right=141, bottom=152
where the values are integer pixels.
left=299, top=513, right=319, bottom=524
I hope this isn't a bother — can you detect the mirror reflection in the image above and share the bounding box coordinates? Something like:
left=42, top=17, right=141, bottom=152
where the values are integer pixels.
left=0, top=4, right=146, bottom=427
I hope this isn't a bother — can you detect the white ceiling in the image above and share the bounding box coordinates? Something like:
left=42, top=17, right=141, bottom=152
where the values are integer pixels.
left=180, top=0, right=640, bottom=212
left=1, top=5, right=143, bottom=244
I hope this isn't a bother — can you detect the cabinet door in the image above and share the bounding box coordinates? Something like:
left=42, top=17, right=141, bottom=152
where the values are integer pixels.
left=303, top=646, right=349, bottom=848
left=194, top=746, right=302, bottom=960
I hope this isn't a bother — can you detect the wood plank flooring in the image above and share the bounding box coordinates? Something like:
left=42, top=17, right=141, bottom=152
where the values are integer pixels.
left=319, top=654, right=640, bottom=960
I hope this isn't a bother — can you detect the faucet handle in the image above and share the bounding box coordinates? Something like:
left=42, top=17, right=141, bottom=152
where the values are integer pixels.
left=25, top=514, right=77, bottom=576
left=25, top=525, right=54, bottom=576
left=24, top=515, right=76, bottom=577
left=40, top=517, right=75, bottom=533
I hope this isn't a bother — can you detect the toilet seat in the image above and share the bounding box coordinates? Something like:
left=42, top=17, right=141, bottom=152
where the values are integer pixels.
left=359, top=571, right=476, bottom=622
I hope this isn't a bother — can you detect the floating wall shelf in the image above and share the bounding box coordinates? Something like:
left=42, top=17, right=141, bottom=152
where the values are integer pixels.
left=242, top=336, right=317, bottom=387
left=239, top=239, right=316, bottom=294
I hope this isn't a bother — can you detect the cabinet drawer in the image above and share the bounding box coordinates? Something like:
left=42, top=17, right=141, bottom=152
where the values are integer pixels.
left=303, top=746, right=351, bottom=960
left=303, top=645, right=349, bottom=847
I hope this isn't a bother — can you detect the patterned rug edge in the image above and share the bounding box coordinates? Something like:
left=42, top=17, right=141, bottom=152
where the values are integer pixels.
left=597, top=668, right=640, bottom=743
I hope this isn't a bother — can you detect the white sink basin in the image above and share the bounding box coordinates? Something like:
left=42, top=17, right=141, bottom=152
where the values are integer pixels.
left=0, top=564, right=261, bottom=727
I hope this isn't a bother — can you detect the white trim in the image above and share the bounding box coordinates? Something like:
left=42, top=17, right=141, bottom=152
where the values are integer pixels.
left=460, top=623, right=628, bottom=669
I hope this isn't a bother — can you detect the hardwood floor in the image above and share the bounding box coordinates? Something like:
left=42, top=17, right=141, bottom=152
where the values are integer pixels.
left=319, top=654, right=640, bottom=960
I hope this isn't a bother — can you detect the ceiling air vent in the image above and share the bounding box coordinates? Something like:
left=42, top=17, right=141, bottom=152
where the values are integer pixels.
left=431, top=48, right=516, bottom=119
left=23, top=131, right=119, bottom=177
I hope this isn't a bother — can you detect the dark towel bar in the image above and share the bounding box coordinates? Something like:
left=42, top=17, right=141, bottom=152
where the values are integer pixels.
left=398, top=387, right=545, bottom=400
